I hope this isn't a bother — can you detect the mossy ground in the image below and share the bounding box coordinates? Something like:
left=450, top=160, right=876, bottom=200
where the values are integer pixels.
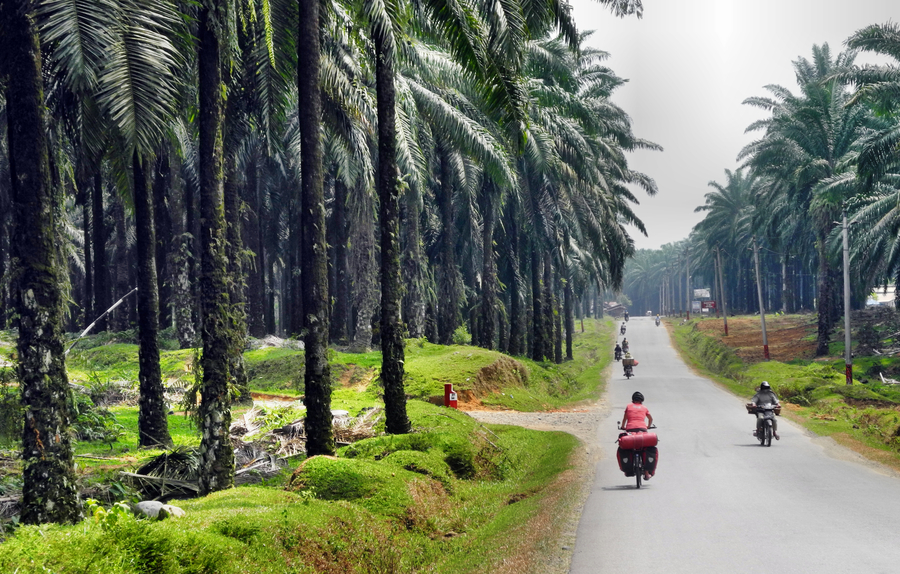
left=670, top=315, right=900, bottom=469
left=0, top=320, right=613, bottom=571
left=0, top=402, right=579, bottom=574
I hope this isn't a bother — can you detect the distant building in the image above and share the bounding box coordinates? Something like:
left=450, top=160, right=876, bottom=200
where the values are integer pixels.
left=867, top=285, right=896, bottom=308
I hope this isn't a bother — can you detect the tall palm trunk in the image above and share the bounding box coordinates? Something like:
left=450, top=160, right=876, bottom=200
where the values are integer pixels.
left=1, top=0, right=79, bottom=524
left=437, top=150, right=459, bottom=344
left=244, top=156, right=266, bottom=337
left=133, top=152, right=172, bottom=447
left=374, top=30, right=410, bottom=434
left=479, top=180, right=496, bottom=350
left=153, top=152, right=174, bottom=330
left=80, top=173, right=93, bottom=329
left=299, top=0, right=334, bottom=455
left=507, top=213, right=524, bottom=356
left=564, top=266, right=574, bottom=360
left=401, top=190, right=427, bottom=338
left=530, top=244, right=546, bottom=361
left=815, top=227, right=834, bottom=356
left=224, top=147, right=251, bottom=406
left=331, top=177, right=350, bottom=343
left=197, top=4, right=234, bottom=493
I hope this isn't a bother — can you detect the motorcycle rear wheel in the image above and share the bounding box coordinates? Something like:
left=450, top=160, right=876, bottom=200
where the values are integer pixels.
left=765, top=423, right=772, bottom=447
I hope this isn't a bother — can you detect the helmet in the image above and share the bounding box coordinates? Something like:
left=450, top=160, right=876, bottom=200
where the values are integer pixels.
left=760, top=381, right=771, bottom=390
left=632, top=391, right=644, bottom=403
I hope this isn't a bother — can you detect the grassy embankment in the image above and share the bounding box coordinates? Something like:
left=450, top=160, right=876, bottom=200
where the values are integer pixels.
left=669, top=314, right=900, bottom=468
left=0, top=319, right=613, bottom=572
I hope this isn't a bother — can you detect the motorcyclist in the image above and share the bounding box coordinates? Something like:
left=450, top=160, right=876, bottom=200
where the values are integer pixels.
left=750, top=381, right=781, bottom=440
left=655, top=314, right=660, bottom=326
left=621, top=338, right=629, bottom=353
left=622, top=351, right=637, bottom=377
left=620, top=322, right=627, bottom=335
left=624, top=310, right=630, bottom=321
left=620, top=391, right=655, bottom=480
left=614, top=343, right=622, bottom=361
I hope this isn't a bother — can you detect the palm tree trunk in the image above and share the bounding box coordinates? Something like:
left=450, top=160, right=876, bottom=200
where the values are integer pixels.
left=507, top=214, right=524, bottom=356
left=91, top=172, right=109, bottom=332
left=197, top=4, right=234, bottom=493
left=133, top=152, right=172, bottom=448
left=374, top=29, right=410, bottom=434
left=0, top=180, right=8, bottom=327
left=331, top=177, right=350, bottom=344
left=543, top=252, right=557, bottom=362
left=81, top=172, right=93, bottom=329
left=437, top=150, right=459, bottom=344
left=564, top=268, right=574, bottom=361
left=401, top=189, right=427, bottom=338
left=153, top=152, right=174, bottom=330
left=299, top=0, right=335, bottom=455
left=553, top=264, right=563, bottom=364
left=2, top=0, right=79, bottom=523
left=112, top=196, right=130, bottom=330
left=815, top=230, right=833, bottom=356
left=244, top=156, right=266, bottom=337
left=224, top=145, right=251, bottom=406
left=530, top=245, right=546, bottom=361
left=479, top=180, right=496, bottom=350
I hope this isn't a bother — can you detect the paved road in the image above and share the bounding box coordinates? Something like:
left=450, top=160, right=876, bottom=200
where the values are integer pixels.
left=570, top=316, right=900, bottom=574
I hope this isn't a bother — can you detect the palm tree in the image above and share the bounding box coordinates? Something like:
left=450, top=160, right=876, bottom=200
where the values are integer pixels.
left=1, top=0, right=79, bottom=524
left=299, top=0, right=335, bottom=455
left=740, top=44, right=878, bottom=355
left=196, top=0, right=234, bottom=493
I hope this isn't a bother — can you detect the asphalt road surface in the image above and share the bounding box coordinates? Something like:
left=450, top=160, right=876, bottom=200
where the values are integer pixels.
left=570, top=316, right=900, bottom=574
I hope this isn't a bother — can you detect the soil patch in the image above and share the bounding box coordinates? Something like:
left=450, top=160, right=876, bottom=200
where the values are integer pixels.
left=695, top=315, right=817, bottom=362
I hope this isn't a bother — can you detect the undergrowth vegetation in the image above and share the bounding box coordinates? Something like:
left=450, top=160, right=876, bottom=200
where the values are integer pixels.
left=0, top=402, right=579, bottom=573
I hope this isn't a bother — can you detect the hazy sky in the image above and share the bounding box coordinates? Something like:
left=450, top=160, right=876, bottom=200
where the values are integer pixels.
left=568, top=0, right=898, bottom=250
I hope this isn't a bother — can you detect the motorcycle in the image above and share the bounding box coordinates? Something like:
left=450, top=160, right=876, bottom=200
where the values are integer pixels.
left=655, top=317, right=660, bottom=327
left=624, top=313, right=629, bottom=322
left=620, top=324, right=626, bottom=335
left=614, top=348, right=622, bottom=361
left=616, top=423, right=658, bottom=489
left=747, top=403, right=781, bottom=446
left=622, top=356, right=636, bottom=379
left=622, top=341, right=629, bottom=353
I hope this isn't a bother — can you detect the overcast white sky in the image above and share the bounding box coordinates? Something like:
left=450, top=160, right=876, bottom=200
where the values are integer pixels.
left=568, top=0, right=898, bottom=250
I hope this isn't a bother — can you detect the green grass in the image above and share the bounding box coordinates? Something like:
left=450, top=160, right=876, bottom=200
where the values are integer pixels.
left=0, top=401, right=579, bottom=574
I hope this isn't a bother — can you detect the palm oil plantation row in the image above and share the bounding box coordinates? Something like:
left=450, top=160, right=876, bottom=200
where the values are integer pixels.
left=0, top=0, right=650, bottom=525
left=623, top=26, right=900, bottom=357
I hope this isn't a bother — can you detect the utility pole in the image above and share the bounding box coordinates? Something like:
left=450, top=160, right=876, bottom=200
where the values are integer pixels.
left=752, top=236, right=769, bottom=360
left=843, top=209, right=852, bottom=385
left=716, top=247, right=728, bottom=336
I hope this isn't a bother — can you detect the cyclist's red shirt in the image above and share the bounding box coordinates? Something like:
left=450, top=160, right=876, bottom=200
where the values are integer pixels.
left=624, top=403, right=650, bottom=430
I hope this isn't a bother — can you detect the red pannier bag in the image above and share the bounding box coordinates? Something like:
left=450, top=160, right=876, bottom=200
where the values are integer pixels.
left=618, top=432, right=658, bottom=450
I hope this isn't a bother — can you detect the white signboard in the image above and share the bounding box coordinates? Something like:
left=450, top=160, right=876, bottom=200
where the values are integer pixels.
left=693, top=288, right=711, bottom=298
left=692, top=300, right=701, bottom=312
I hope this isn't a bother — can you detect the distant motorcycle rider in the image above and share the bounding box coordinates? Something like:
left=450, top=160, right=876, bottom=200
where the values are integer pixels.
left=621, top=338, right=629, bottom=353
left=614, top=343, right=622, bottom=361
left=750, top=381, right=781, bottom=440
left=620, top=322, right=627, bottom=335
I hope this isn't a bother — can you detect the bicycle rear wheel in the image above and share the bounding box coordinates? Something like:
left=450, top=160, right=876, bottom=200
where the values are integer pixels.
left=635, top=453, right=643, bottom=489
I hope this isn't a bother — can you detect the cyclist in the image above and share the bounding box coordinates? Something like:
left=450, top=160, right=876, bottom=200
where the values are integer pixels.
left=620, top=392, right=655, bottom=480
